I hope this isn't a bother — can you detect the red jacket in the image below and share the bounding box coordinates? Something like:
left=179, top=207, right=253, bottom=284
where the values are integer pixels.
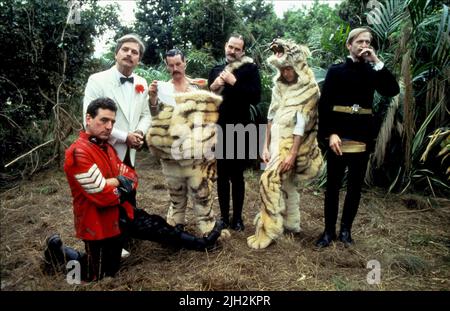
left=64, top=131, right=137, bottom=241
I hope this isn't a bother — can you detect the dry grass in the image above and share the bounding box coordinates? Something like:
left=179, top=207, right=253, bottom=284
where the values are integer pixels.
left=1, top=151, right=449, bottom=291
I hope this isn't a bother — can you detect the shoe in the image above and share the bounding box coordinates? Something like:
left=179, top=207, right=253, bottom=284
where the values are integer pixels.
left=44, top=234, right=64, bottom=264
left=231, top=218, right=245, bottom=232
left=338, top=229, right=353, bottom=247
left=220, top=217, right=230, bottom=229
left=315, top=231, right=336, bottom=248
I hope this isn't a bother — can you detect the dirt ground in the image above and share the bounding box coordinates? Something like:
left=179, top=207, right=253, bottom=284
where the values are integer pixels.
left=1, top=151, right=449, bottom=291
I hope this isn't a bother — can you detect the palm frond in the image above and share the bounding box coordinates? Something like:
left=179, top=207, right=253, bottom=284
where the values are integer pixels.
left=368, top=0, right=408, bottom=47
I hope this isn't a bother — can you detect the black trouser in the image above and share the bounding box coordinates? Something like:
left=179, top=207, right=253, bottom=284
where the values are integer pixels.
left=324, top=150, right=369, bottom=233
left=122, top=147, right=137, bottom=208
left=82, top=236, right=123, bottom=281
left=217, top=158, right=246, bottom=223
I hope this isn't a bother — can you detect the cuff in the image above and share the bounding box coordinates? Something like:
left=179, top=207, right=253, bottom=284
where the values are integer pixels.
left=373, top=61, right=384, bottom=71
left=111, top=128, right=128, bottom=143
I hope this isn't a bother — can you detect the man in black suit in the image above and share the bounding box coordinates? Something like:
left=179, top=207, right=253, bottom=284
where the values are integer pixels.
left=316, top=28, right=400, bottom=248
left=208, top=33, right=261, bottom=231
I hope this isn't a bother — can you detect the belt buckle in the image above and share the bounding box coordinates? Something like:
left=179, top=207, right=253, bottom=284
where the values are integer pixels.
left=351, top=104, right=361, bottom=114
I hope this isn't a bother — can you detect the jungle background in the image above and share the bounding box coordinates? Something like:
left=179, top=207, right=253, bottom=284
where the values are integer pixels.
left=0, top=0, right=449, bottom=291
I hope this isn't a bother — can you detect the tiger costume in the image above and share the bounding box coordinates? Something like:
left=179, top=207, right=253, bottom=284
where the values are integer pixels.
left=146, top=88, right=226, bottom=235
left=247, top=39, right=323, bottom=249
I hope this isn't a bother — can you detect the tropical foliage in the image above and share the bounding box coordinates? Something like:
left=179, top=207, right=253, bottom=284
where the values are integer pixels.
left=1, top=0, right=448, bottom=196
left=0, top=0, right=119, bottom=183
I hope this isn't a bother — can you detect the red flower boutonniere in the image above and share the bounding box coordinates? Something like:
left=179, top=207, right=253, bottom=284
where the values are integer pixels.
left=135, top=84, right=145, bottom=94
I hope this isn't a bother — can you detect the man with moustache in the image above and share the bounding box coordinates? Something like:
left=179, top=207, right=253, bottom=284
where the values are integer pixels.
left=316, top=28, right=399, bottom=248
left=208, top=33, right=261, bottom=231
left=83, top=34, right=151, bottom=178
left=147, top=49, right=224, bottom=236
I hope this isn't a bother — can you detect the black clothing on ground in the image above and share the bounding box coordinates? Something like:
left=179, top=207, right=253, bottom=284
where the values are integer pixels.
left=45, top=208, right=223, bottom=281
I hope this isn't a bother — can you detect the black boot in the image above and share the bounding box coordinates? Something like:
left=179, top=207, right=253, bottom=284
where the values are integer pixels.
left=315, top=231, right=337, bottom=249
left=338, top=227, right=353, bottom=247
left=44, top=234, right=83, bottom=273
left=231, top=217, right=245, bottom=231
left=177, top=220, right=224, bottom=251
left=220, top=217, right=230, bottom=229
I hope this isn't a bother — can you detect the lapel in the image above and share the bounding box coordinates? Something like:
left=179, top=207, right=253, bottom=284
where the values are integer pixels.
left=108, top=67, right=130, bottom=123
left=130, top=74, right=145, bottom=125
left=129, top=77, right=138, bottom=126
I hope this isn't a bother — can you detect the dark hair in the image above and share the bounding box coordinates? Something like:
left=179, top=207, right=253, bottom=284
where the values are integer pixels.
left=87, top=97, right=117, bottom=118
left=165, top=48, right=185, bottom=62
left=227, top=33, right=246, bottom=50
left=115, top=34, right=145, bottom=60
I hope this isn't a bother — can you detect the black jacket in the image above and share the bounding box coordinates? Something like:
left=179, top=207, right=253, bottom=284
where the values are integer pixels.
left=208, top=62, right=261, bottom=126
left=318, top=57, right=400, bottom=146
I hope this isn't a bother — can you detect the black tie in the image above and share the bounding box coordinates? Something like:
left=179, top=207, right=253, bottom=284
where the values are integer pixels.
left=120, top=76, right=134, bottom=84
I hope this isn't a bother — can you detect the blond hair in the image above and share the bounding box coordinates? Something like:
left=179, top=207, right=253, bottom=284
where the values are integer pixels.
left=115, top=34, right=145, bottom=60
left=346, top=28, right=372, bottom=45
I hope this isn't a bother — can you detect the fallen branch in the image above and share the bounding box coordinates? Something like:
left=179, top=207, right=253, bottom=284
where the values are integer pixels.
left=392, top=208, right=432, bottom=214
left=4, top=139, right=54, bottom=168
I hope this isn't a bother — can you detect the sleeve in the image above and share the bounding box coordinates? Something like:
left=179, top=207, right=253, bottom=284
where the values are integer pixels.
left=374, top=66, right=400, bottom=97
left=208, top=67, right=220, bottom=88
left=232, top=64, right=261, bottom=106
left=293, top=112, right=306, bottom=136
left=67, top=147, right=121, bottom=208
left=83, top=75, right=103, bottom=128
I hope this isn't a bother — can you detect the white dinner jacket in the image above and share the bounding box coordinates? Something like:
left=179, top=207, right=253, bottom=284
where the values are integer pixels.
left=83, top=66, right=151, bottom=166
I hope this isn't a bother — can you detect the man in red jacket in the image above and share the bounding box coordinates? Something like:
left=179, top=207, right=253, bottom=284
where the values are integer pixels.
left=44, top=97, right=223, bottom=281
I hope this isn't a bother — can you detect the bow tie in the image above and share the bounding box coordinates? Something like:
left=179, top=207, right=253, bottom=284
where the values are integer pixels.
left=120, top=76, right=134, bottom=84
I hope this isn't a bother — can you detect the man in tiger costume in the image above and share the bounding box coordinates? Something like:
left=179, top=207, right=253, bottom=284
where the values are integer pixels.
left=247, top=39, right=323, bottom=249
left=146, top=49, right=227, bottom=236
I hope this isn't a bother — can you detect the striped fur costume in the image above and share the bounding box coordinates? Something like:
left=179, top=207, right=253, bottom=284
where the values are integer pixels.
left=146, top=90, right=225, bottom=235
left=247, top=39, right=323, bottom=249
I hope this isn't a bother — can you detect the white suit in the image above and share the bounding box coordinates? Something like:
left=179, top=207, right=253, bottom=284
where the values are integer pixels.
left=83, top=66, right=151, bottom=166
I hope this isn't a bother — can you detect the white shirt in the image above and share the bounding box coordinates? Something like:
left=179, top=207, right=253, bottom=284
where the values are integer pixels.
left=267, top=111, right=306, bottom=136
left=114, top=67, right=135, bottom=121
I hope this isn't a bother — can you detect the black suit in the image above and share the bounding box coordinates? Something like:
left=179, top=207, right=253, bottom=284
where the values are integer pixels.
left=208, top=61, right=261, bottom=226
left=318, top=57, right=399, bottom=235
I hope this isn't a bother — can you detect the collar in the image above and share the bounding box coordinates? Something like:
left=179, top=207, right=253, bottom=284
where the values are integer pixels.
left=347, top=56, right=359, bottom=63
left=80, top=131, right=107, bottom=147
left=113, top=66, right=134, bottom=81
